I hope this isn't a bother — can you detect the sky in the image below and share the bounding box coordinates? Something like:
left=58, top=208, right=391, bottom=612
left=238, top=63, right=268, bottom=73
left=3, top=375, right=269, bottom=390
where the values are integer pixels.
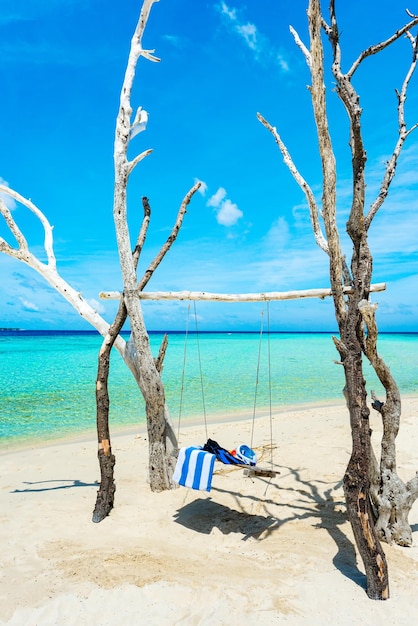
left=1, top=0, right=418, bottom=332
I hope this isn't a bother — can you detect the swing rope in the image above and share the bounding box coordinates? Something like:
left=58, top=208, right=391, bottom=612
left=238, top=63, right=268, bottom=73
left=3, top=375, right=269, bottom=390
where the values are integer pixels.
left=250, top=310, right=264, bottom=451
left=177, top=303, right=191, bottom=443
left=177, top=301, right=275, bottom=477
left=177, top=302, right=209, bottom=443
left=267, top=302, right=274, bottom=470
left=250, top=302, right=275, bottom=472
left=193, top=300, right=208, bottom=441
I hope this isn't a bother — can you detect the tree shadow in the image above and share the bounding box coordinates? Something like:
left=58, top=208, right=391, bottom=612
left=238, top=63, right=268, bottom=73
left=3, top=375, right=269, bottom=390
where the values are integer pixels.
left=173, top=498, right=276, bottom=540
left=11, top=479, right=98, bottom=493
left=173, top=463, right=366, bottom=591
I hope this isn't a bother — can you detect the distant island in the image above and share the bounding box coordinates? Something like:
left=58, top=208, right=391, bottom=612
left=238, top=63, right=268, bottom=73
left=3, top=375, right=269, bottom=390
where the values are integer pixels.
left=0, top=328, right=24, bottom=331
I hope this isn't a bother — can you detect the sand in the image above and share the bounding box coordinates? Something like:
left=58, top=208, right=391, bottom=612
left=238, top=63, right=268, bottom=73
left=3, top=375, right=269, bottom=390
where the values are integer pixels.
left=1, top=398, right=418, bottom=625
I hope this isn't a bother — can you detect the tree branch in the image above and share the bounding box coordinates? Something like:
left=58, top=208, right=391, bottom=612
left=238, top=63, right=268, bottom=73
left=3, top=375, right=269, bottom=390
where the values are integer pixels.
left=132, top=196, right=152, bottom=265
left=365, top=31, right=418, bottom=228
left=358, top=299, right=401, bottom=476
left=0, top=198, right=29, bottom=251
left=154, top=333, right=168, bottom=374
left=0, top=186, right=56, bottom=270
left=138, top=181, right=202, bottom=290
left=100, top=283, right=386, bottom=302
left=308, top=0, right=346, bottom=324
left=257, top=112, right=329, bottom=255
left=289, top=25, right=311, bottom=67
left=127, top=148, right=153, bottom=176
left=347, top=18, right=418, bottom=78
left=0, top=194, right=129, bottom=360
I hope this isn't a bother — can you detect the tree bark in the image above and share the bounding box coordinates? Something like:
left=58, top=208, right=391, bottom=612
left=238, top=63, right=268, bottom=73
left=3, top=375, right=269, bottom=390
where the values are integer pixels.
left=360, top=301, right=418, bottom=546
left=92, top=194, right=152, bottom=521
left=92, top=302, right=126, bottom=522
left=307, top=0, right=389, bottom=599
left=260, top=5, right=418, bottom=586
left=335, top=264, right=389, bottom=599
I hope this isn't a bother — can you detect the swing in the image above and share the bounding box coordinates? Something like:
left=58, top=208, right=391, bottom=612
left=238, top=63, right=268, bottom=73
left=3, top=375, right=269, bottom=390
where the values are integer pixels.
left=173, top=302, right=277, bottom=492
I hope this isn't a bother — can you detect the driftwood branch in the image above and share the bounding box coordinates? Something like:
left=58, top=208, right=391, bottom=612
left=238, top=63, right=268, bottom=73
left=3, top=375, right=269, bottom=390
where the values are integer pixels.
left=0, top=186, right=56, bottom=270
left=289, top=25, right=311, bottom=67
left=0, top=188, right=127, bottom=355
left=127, top=148, right=153, bottom=176
left=99, top=283, right=386, bottom=302
left=308, top=0, right=347, bottom=326
left=154, top=334, right=168, bottom=374
left=133, top=196, right=152, bottom=265
left=365, top=31, right=418, bottom=228
left=347, top=17, right=418, bottom=78
left=257, top=112, right=328, bottom=255
left=0, top=198, right=29, bottom=252
left=138, top=181, right=202, bottom=291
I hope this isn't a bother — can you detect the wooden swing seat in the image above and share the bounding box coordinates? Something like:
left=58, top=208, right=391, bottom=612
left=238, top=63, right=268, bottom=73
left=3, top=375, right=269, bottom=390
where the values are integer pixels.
left=243, top=466, right=277, bottom=478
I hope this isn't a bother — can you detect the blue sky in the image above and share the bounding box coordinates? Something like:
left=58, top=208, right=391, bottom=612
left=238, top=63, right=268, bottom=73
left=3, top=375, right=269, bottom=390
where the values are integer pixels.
left=1, top=0, right=418, bottom=331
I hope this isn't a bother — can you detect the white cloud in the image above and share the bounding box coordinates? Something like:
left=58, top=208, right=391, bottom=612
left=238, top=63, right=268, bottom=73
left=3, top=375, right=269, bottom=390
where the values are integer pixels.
left=237, top=23, right=258, bottom=51
left=207, top=187, right=227, bottom=207
left=0, top=177, right=16, bottom=211
left=162, top=34, right=183, bottom=48
left=263, top=217, right=290, bottom=249
left=216, top=199, right=243, bottom=227
left=194, top=178, right=208, bottom=195
left=206, top=187, right=243, bottom=226
left=219, top=2, right=236, bottom=20
left=19, top=297, right=39, bottom=312
left=217, top=2, right=290, bottom=72
left=277, top=54, right=289, bottom=72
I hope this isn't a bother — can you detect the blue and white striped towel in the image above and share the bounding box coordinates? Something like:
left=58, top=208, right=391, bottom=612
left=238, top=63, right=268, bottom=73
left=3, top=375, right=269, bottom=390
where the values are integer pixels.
left=173, top=446, right=216, bottom=492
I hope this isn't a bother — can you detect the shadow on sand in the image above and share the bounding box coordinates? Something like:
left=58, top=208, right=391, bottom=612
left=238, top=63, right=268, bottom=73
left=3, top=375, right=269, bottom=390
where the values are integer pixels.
left=11, top=479, right=98, bottom=493
left=174, top=463, right=366, bottom=592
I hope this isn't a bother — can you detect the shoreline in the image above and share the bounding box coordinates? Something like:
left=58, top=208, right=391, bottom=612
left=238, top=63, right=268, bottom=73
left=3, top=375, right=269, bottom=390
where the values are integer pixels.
left=0, top=397, right=349, bottom=454
left=1, top=397, right=418, bottom=624
left=2, top=393, right=418, bottom=455
left=0, top=397, right=346, bottom=453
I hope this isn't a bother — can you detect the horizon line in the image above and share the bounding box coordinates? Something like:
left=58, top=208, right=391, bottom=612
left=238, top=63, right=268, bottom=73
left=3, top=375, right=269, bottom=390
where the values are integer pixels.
left=1, top=328, right=417, bottom=335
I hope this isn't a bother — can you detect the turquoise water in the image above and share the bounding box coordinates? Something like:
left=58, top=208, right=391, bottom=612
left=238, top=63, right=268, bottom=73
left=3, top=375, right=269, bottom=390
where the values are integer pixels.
left=1, top=331, right=418, bottom=446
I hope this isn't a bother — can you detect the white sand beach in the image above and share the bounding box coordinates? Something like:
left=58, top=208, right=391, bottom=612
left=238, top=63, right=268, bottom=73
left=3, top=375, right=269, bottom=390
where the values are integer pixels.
left=1, top=398, right=418, bottom=625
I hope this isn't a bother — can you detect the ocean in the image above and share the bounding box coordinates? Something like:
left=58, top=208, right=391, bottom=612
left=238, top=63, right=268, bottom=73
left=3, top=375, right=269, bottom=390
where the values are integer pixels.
left=1, top=330, right=417, bottom=447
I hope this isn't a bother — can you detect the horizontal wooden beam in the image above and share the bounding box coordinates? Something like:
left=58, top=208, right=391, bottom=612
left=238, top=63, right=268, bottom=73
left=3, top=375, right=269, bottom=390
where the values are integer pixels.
left=99, top=282, right=386, bottom=302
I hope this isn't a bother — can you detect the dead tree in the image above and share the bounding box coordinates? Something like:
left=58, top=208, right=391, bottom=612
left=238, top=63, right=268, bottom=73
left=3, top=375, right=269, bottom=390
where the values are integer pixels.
left=259, top=0, right=418, bottom=600
left=93, top=186, right=199, bottom=521
left=92, top=197, right=152, bottom=523
left=110, top=0, right=189, bottom=492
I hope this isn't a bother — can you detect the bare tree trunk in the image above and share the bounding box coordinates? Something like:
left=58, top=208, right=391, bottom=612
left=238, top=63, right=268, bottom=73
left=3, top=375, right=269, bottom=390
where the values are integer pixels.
left=111, top=0, right=185, bottom=491
left=333, top=238, right=389, bottom=600
left=259, top=0, right=418, bottom=597
left=93, top=180, right=199, bottom=515
left=360, top=301, right=418, bottom=547
left=108, top=0, right=202, bottom=494
left=92, top=312, right=122, bottom=523
left=304, top=0, right=389, bottom=599
left=92, top=195, right=151, bottom=521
